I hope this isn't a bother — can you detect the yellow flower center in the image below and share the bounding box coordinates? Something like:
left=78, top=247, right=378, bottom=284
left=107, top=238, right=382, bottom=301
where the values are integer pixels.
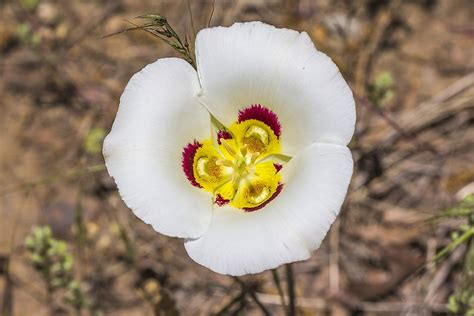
left=193, top=119, right=282, bottom=210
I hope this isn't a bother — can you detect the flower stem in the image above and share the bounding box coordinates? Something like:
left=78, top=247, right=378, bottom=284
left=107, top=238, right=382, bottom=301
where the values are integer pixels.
left=270, top=268, right=286, bottom=310
left=285, top=263, right=296, bottom=316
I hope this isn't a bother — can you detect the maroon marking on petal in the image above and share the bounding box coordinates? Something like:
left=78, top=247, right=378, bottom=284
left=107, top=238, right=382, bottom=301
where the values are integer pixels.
left=244, top=183, right=283, bottom=212
left=214, top=194, right=230, bottom=206
left=217, top=130, right=232, bottom=145
left=274, top=163, right=283, bottom=173
left=182, top=141, right=202, bottom=188
left=238, top=104, right=281, bottom=138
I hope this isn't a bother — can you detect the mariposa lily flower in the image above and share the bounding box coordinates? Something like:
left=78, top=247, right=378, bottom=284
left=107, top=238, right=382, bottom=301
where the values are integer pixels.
left=103, top=21, right=355, bottom=276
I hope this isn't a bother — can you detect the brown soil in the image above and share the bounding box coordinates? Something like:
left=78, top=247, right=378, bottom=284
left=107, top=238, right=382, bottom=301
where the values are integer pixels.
left=1, top=0, right=474, bottom=315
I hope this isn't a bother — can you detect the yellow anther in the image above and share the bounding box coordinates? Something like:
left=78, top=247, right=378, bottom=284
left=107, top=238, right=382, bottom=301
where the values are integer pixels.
left=221, top=139, right=237, bottom=156
left=216, top=159, right=233, bottom=167
left=250, top=152, right=260, bottom=164
left=240, top=144, right=248, bottom=157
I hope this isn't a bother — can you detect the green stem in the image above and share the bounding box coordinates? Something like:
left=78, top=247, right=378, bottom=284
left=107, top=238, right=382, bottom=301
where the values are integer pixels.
left=435, top=227, right=474, bottom=262
left=464, top=216, right=474, bottom=284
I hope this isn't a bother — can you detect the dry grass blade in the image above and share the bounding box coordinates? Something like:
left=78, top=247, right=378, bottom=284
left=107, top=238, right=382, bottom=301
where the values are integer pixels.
left=208, top=0, right=216, bottom=27
left=102, top=15, right=196, bottom=67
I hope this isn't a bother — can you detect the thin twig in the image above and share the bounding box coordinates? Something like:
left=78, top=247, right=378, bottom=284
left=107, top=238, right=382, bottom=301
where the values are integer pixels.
left=353, top=0, right=402, bottom=94
left=329, top=219, right=341, bottom=295
left=255, top=293, right=448, bottom=313
left=430, top=72, right=474, bottom=104
left=0, top=164, right=105, bottom=196
left=424, top=245, right=466, bottom=305
left=363, top=72, right=474, bottom=153
left=357, top=95, right=439, bottom=155
left=1, top=259, right=13, bottom=316
left=270, top=269, right=286, bottom=311
left=208, top=0, right=216, bottom=27
left=187, top=0, right=196, bottom=39
left=214, top=292, right=246, bottom=316
left=233, top=277, right=271, bottom=316
left=285, top=264, right=296, bottom=316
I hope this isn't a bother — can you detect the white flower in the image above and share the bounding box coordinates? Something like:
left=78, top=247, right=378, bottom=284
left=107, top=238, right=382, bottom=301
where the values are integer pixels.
left=103, top=21, right=355, bottom=276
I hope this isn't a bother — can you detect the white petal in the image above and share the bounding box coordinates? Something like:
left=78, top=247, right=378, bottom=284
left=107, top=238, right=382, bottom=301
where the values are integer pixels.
left=195, top=21, right=355, bottom=154
left=184, top=143, right=353, bottom=275
left=103, top=58, right=212, bottom=239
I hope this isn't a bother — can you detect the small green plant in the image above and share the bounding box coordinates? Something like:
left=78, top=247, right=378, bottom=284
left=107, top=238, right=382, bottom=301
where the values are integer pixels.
left=16, top=23, right=41, bottom=45
left=25, top=226, right=73, bottom=292
left=25, top=226, right=89, bottom=313
left=64, top=280, right=90, bottom=312
left=432, top=195, right=474, bottom=314
left=448, top=289, right=474, bottom=315
left=368, top=71, right=395, bottom=107
left=84, top=127, right=106, bottom=155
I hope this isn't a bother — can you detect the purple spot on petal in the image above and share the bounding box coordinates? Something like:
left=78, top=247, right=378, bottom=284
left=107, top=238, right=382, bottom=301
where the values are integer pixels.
left=238, top=104, right=281, bottom=138
left=244, top=183, right=283, bottom=212
left=182, top=141, right=202, bottom=188
left=214, top=194, right=230, bottom=206
left=217, top=130, right=232, bottom=145
left=274, top=163, right=283, bottom=173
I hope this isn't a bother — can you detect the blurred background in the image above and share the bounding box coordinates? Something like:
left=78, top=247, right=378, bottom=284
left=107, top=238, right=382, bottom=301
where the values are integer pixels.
left=1, top=0, right=474, bottom=315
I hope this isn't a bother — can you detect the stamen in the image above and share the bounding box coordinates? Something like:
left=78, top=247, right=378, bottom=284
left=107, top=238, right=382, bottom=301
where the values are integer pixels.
left=221, top=139, right=237, bottom=156
left=250, top=152, right=260, bottom=164
left=240, top=144, right=248, bottom=157
left=216, top=159, right=233, bottom=167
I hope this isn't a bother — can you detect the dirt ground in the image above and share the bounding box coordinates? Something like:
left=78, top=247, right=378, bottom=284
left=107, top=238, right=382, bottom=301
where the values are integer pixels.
left=1, top=0, right=474, bottom=315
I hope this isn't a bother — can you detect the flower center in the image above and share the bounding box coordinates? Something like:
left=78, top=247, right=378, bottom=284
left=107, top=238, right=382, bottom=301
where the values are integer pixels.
left=182, top=105, right=287, bottom=211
